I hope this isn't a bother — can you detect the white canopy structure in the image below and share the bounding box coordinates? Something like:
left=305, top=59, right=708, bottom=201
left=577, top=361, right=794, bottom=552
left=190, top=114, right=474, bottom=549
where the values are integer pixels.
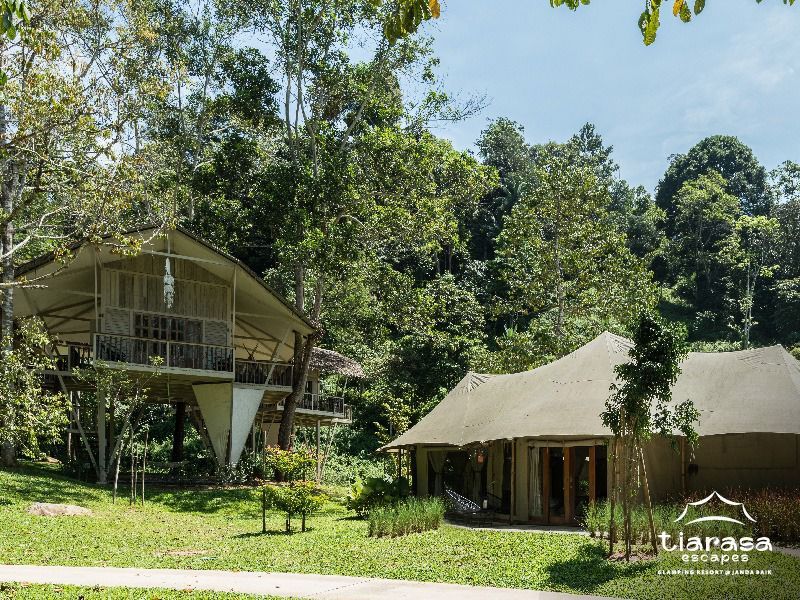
left=385, top=332, right=800, bottom=450
left=386, top=332, right=800, bottom=523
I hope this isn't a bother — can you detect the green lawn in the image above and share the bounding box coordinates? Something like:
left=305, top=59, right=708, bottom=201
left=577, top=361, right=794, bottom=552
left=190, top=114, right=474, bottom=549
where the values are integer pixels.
left=0, top=584, right=289, bottom=599
left=1, top=465, right=798, bottom=600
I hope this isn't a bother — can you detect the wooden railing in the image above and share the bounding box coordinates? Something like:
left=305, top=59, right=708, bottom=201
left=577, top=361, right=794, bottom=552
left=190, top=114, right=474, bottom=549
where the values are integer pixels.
left=94, top=334, right=233, bottom=373
left=234, top=360, right=293, bottom=387
left=277, top=393, right=352, bottom=420
left=47, top=335, right=299, bottom=387
left=50, top=341, right=92, bottom=373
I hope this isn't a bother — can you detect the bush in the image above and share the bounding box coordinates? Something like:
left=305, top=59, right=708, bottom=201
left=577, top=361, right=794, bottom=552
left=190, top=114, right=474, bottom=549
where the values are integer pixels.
left=264, top=481, right=326, bottom=533
left=262, top=446, right=315, bottom=481
left=315, top=450, right=392, bottom=486
left=582, top=488, right=800, bottom=546
left=346, top=475, right=410, bottom=516
left=368, top=497, right=445, bottom=538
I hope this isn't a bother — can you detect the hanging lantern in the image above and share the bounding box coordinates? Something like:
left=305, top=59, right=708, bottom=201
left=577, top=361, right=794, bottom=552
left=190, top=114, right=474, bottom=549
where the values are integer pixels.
left=163, top=257, right=175, bottom=309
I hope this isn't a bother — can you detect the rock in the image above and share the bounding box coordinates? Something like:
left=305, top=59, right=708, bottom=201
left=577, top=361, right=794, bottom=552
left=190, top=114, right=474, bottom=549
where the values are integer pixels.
left=28, top=502, right=92, bottom=516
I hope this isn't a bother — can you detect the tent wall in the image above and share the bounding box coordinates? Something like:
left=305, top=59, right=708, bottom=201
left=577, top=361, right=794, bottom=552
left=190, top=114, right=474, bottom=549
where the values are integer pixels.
left=688, top=433, right=800, bottom=491
left=642, top=436, right=682, bottom=501
left=487, top=440, right=504, bottom=503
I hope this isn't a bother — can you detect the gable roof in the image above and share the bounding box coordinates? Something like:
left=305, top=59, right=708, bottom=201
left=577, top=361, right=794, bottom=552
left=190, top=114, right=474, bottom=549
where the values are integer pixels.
left=383, top=332, right=800, bottom=450
left=15, top=225, right=314, bottom=334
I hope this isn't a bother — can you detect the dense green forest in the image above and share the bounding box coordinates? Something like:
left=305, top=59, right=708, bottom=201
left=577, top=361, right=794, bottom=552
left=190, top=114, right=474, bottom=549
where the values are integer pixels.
left=1, top=0, right=798, bottom=463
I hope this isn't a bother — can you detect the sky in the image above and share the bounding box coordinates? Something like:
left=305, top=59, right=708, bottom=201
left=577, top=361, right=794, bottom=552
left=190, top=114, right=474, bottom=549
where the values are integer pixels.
left=421, top=0, right=800, bottom=193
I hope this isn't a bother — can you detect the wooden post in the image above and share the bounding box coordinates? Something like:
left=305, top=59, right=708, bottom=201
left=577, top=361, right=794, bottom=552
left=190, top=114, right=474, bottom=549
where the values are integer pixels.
left=589, top=445, right=596, bottom=505
left=170, top=401, right=186, bottom=477
left=639, top=445, right=658, bottom=555
left=680, top=436, right=687, bottom=497
left=608, top=437, right=618, bottom=556
left=510, top=441, right=516, bottom=523
left=129, top=431, right=135, bottom=506
left=97, top=390, right=107, bottom=484
left=543, top=447, right=550, bottom=524
left=564, top=446, right=571, bottom=523
left=141, top=429, right=148, bottom=505
left=315, top=419, right=321, bottom=483
left=262, top=488, right=267, bottom=534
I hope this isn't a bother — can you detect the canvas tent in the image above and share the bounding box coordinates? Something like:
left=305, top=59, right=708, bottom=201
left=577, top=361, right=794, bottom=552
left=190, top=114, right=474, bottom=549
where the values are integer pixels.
left=384, top=332, right=800, bottom=524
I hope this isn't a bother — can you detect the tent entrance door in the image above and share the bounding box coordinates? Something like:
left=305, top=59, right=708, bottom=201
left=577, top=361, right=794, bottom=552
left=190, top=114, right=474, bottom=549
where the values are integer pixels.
left=529, top=445, right=607, bottom=525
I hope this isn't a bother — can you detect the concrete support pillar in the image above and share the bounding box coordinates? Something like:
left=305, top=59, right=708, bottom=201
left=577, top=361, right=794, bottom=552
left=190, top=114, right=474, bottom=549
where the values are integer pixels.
left=193, top=383, right=263, bottom=466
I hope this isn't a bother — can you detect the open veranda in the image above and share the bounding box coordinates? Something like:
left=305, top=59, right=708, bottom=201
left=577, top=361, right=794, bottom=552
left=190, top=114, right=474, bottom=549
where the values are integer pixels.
left=2, top=464, right=799, bottom=600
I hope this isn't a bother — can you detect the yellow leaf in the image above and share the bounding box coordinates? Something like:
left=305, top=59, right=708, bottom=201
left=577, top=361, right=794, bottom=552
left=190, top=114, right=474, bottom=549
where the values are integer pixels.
left=429, top=0, right=441, bottom=19
left=672, top=0, right=684, bottom=17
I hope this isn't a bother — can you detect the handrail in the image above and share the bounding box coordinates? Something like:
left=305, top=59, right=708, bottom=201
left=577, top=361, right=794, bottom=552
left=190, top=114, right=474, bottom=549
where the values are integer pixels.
left=94, top=333, right=233, bottom=372
left=49, top=341, right=92, bottom=373
left=234, top=360, right=293, bottom=387
left=277, top=392, right=352, bottom=419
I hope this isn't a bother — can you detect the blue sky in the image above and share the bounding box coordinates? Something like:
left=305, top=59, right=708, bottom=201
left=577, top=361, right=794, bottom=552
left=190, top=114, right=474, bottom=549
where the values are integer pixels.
left=423, top=0, right=799, bottom=193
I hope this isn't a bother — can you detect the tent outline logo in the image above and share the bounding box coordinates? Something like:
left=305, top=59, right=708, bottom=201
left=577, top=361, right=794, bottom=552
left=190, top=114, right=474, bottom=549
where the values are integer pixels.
left=674, top=491, right=757, bottom=526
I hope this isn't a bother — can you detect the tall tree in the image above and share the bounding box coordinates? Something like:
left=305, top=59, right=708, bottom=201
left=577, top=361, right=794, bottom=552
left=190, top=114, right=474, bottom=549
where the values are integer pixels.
left=719, top=215, right=779, bottom=348
left=490, top=142, right=656, bottom=371
left=669, top=171, right=740, bottom=312
left=0, top=0, right=168, bottom=464
left=240, top=0, right=485, bottom=450
left=602, top=310, right=698, bottom=561
left=656, top=136, right=770, bottom=235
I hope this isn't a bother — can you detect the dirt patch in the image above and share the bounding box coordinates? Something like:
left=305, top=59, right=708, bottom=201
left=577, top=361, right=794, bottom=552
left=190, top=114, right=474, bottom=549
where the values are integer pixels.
left=28, top=502, right=92, bottom=517
left=608, top=550, right=654, bottom=562
left=154, top=549, right=211, bottom=557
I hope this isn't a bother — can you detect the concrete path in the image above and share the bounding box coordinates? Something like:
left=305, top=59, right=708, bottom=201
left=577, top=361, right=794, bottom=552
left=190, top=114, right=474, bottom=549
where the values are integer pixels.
left=0, top=565, right=617, bottom=600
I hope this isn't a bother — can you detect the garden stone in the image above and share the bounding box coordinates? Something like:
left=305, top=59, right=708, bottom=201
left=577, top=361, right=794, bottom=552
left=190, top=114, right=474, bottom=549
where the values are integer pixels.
left=28, top=503, right=92, bottom=516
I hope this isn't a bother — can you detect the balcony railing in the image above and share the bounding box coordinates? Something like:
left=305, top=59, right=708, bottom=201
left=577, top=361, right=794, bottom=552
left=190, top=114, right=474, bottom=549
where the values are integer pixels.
left=48, top=334, right=297, bottom=386
left=50, top=341, right=92, bottom=373
left=95, top=334, right=233, bottom=373
left=277, top=393, right=352, bottom=420
left=234, top=360, right=293, bottom=387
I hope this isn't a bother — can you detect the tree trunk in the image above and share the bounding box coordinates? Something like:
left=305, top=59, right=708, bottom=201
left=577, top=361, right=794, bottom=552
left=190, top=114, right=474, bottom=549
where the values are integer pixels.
left=278, top=267, right=322, bottom=451
left=278, top=331, right=317, bottom=450
left=170, top=401, right=186, bottom=477
left=608, top=436, right=618, bottom=556
left=639, top=445, right=658, bottom=555
left=0, top=102, right=16, bottom=467
left=96, top=390, right=107, bottom=484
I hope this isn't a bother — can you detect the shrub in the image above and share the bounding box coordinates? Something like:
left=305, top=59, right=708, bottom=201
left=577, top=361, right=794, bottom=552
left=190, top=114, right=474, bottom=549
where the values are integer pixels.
left=346, top=475, right=410, bottom=516
left=264, top=481, right=326, bottom=533
left=262, top=446, right=315, bottom=481
left=368, top=497, right=445, bottom=538
left=582, top=489, right=800, bottom=546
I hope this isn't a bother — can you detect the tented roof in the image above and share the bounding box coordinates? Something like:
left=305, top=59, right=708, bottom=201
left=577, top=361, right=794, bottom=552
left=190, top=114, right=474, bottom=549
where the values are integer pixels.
left=13, top=226, right=314, bottom=363
left=383, top=332, right=800, bottom=450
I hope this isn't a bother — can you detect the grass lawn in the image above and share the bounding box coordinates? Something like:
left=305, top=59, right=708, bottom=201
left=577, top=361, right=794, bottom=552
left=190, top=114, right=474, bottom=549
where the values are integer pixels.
left=1, top=464, right=798, bottom=600
left=0, top=584, right=290, bottom=599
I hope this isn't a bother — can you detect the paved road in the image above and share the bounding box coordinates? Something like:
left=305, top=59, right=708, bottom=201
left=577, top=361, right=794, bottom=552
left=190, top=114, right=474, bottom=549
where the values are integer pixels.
left=0, top=565, right=618, bottom=600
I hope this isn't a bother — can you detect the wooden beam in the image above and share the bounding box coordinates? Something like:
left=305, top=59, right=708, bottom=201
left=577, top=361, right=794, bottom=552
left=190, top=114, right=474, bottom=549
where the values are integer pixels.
left=236, top=318, right=281, bottom=343
left=543, top=447, right=550, bottom=524
left=141, top=250, right=228, bottom=267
